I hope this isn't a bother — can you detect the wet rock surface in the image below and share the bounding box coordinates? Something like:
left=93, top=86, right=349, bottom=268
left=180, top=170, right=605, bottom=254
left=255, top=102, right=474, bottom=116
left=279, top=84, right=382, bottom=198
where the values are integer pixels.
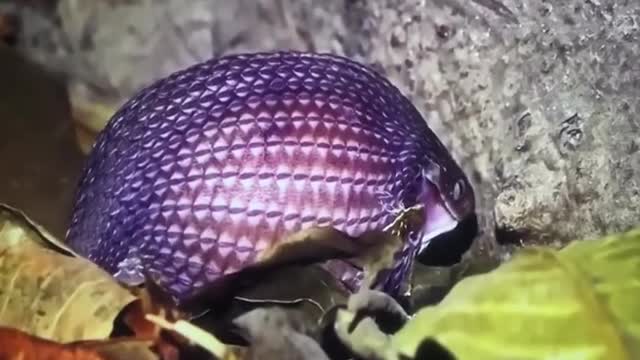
left=287, top=0, right=640, bottom=258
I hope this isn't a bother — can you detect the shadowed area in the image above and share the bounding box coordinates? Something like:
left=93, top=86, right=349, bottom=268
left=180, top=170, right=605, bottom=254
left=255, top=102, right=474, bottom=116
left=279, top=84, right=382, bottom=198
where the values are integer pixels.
left=0, top=45, right=85, bottom=239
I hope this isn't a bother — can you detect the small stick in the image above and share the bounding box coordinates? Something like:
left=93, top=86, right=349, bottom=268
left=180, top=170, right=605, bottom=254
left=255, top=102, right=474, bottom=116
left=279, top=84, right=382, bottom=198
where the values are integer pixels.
left=145, top=314, right=227, bottom=358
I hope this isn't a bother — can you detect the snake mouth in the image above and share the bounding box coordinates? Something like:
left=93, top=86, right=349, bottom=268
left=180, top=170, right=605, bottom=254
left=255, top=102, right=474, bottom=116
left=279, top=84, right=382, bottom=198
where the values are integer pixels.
left=418, top=179, right=460, bottom=253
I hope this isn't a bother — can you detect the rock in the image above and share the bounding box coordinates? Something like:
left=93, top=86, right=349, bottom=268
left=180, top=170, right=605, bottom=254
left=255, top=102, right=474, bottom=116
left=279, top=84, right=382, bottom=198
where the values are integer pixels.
left=1, top=0, right=312, bottom=148
left=285, top=0, right=640, bottom=257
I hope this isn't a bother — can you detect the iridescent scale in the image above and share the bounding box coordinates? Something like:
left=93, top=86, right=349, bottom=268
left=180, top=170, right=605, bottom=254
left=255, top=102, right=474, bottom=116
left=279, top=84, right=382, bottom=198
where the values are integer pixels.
left=66, top=52, right=436, bottom=301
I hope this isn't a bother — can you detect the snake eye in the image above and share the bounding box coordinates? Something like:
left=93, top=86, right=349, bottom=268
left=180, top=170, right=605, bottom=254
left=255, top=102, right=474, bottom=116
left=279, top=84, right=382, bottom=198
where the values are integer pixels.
left=452, top=180, right=464, bottom=201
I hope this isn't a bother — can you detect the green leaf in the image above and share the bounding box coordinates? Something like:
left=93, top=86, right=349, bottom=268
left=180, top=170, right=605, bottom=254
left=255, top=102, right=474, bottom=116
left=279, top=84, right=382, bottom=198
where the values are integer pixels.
left=338, top=227, right=640, bottom=360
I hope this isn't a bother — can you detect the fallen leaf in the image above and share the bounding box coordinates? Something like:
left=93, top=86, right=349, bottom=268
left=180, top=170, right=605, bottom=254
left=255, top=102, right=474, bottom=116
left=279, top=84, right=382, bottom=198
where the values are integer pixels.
left=232, top=264, right=348, bottom=313
left=115, top=288, right=186, bottom=360
left=0, top=327, right=160, bottom=360
left=75, top=338, right=159, bottom=360
left=175, top=264, right=347, bottom=354
left=0, top=203, right=80, bottom=256
left=0, top=206, right=136, bottom=343
left=335, top=227, right=640, bottom=360
left=121, top=288, right=187, bottom=339
left=0, top=326, right=104, bottom=360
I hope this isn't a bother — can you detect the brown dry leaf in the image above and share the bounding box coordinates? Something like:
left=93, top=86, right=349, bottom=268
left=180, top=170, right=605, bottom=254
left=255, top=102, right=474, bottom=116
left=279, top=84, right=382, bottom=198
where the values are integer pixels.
left=0, top=203, right=80, bottom=256
left=232, top=264, right=348, bottom=314
left=122, top=288, right=186, bottom=339
left=0, top=326, right=104, bottom=360
left=0, top=327, right=160, bottom=360
left=76, top=338, right=159, bottom=360
left=177, top=265, right=346, bottom=356
left=0, top=205, right=137, bottom=343
left=117, top=288, right=186, bottom=360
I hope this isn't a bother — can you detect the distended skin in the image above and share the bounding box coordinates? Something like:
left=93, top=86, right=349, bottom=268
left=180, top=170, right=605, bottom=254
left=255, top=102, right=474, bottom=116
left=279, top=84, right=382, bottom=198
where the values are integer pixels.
left=65, top=51, right=476, bottom=302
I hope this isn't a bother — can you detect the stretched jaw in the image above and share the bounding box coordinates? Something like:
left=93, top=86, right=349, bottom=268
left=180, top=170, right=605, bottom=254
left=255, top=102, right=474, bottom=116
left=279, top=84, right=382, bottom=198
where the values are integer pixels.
left=418, top=179, right=459, bottom=253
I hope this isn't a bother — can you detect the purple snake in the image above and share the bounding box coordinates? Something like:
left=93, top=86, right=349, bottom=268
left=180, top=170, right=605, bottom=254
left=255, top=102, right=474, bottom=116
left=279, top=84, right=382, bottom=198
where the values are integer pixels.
left=65, top=51, right=476, bottom=303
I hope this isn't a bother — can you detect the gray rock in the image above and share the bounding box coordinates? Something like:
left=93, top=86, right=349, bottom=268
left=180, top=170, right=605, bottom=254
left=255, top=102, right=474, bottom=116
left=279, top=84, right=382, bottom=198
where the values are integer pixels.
left=286, top=0, right=640, bottom=258
left=3, top=0, right=311, bottom=117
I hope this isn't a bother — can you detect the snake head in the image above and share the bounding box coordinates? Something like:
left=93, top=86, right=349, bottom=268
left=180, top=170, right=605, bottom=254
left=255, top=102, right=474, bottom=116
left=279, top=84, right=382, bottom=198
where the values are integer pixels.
left=417, top=158, right=477, bottom=255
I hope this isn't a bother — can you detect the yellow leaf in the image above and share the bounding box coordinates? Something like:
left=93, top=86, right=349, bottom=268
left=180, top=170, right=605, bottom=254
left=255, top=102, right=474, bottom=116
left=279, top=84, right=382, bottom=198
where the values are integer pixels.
left=0, top=206, right=137, bottom=343
left=337, top=227, right=640, bottom=360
